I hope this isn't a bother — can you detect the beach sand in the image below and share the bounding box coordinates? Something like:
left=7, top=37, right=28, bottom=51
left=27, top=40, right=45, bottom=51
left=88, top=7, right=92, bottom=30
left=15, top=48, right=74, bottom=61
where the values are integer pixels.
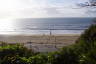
left=0, top=34, right=80, bottom=52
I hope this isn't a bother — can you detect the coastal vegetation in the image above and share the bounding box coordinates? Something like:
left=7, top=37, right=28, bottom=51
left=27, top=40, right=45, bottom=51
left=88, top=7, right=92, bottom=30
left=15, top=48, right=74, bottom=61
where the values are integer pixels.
left=0, top=24, right=96, bottom=64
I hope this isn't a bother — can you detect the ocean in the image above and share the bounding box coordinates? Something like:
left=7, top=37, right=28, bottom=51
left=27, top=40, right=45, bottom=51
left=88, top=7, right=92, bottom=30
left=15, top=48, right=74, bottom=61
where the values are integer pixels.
left=0, top=18, right=94, bottom=35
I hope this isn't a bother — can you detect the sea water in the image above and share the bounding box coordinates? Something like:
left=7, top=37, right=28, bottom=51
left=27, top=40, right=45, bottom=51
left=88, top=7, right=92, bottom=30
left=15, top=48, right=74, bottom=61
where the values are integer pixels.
left=0, top=18, right=94, bottom=35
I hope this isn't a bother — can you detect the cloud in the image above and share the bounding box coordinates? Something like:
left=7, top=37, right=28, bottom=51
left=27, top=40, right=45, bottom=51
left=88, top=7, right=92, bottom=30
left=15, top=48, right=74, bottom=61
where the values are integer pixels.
left=0, top=0, right=96, bottom=19
left=43, top=7, right=89, bottom=17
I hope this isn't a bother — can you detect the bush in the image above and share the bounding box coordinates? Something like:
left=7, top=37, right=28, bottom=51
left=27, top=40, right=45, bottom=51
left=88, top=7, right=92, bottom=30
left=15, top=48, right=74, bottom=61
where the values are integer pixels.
left=0, top=43, right=35, bottom=64
left=53, top=24, right=96, bottom=64
left=28, top=54, right=48, bottom=64
left=75, top=24, right=96, bottom=64
left=79, top=49, right=96, bottom=64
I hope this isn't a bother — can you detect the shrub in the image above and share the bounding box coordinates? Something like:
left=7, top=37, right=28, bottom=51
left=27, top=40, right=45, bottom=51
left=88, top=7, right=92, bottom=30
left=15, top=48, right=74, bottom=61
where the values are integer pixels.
left=50, top=46, right=79, bottom=64
left=0, top=43, right=35, bottom=64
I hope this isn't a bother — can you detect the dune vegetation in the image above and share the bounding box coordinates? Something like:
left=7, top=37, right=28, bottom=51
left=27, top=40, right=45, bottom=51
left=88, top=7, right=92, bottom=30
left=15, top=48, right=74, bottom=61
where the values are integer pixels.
left=0, top=24, right=96, bottom=64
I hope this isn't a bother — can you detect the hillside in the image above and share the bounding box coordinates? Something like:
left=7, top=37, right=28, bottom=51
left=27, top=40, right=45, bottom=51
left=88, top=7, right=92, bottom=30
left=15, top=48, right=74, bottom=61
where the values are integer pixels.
left=0, top=24, right=96, bottom=64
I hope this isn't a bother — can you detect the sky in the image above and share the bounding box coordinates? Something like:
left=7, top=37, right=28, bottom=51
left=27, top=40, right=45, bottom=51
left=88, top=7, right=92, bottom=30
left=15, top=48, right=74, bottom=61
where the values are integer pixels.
left=0, top=0, right=96, bottom=19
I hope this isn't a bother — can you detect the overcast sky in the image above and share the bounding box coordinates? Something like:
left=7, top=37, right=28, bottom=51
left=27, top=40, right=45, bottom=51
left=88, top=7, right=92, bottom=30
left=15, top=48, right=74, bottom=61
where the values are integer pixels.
left=0, top=0, right=96, bottom=19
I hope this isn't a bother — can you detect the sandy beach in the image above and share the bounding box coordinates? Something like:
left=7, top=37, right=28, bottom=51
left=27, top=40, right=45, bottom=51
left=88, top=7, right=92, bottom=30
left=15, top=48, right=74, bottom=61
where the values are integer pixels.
left=0, top=34, right=80, bottom=52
